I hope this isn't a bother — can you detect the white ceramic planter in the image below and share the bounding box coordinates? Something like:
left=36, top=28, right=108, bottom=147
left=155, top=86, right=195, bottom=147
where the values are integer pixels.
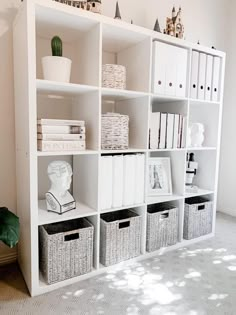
left=42, top=56, right=72, bottom=83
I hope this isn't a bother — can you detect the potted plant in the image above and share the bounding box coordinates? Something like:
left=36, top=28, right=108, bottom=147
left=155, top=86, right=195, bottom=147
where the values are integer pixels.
left=0, top=207, right=19, bottom=248
left=42, top=36, right=72, bottom=83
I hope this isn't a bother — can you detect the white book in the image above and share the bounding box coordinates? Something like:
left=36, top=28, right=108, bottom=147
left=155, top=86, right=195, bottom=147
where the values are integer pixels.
left=173, top=114, right=180, bottom=149
left=135, top=154, right=145, bottom=204
left=37, top=140, right=86, bottom=152
left=112, top=155, right=124, bottom=208
left=100, top=156, right=113, bottom=210
left=178, top=115, right=183, bottom=148
left=181, top=117, right=187, bottom=148
left=37, top=119, right=85, bottom=127
left=190, top=51, right=199, bottom=99
left=123, top=155, right=136, bottom=206
left=159, top=113, right=167, bottom=149
left=166, top=113, right=175, bottom=149
left=37, top=133, right=85, bottom=141
left=212, top=56, right=221, bottom=102
left=197, top=53, right=207, bottom=100
left=149, top=112, right=160, bottom=149
left=37, top=125, right=85, bottom=134
left=205, top=55, right=213, bottom=101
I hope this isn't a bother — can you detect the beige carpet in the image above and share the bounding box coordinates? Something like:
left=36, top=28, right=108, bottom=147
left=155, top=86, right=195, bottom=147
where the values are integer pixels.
left=1, top=212, right=236, bottom=315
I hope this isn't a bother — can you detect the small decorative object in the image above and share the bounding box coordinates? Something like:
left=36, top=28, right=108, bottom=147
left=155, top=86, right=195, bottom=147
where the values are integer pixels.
left=166, top=6, right=184, bottom=39
left=114, top=1, right=121, bottom=19
left=102, top=64, right=126, bottom=89
left=87, top=0, right=101, bottom=14
left=189, top=123, right=205, bottom=147
left=131, top=20, right=133, bottom=24
left=148, top=158, right=172, bottom=196
left=101, top=113, right=129, bottom=150
left=46, top=161, right=76, bottom=214
left=197, top=40, right=200, bottom=45
left=212, top=46, right=216, bottom=50
left=185, top=153, right=198, bottom=193
left=42, top=36, right=72, bottom=83
left=0, top=207, right=19, bottom=248
left=153, top=18, right=161, bottom=33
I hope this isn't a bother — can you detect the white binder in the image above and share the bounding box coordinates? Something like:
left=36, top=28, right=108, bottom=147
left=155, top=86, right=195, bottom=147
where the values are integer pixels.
left=152, top=41, right=166, bottom=94
left=176, top=46, right=188, bottom=97
left=165, top=45, right=177, bottom=96
left=197, top=53, right=207, bottom=100
left=135, top=154, right=145, bottom=204
left=190, top=51, right=199, bottom=99
left=123, top=155, right=136, bottom=206
left=100, top=156, right=113, bottom=210
left=166, top=113, right=175, bottom=149
left=181, top=116, right=187, bottom=148
left=205, top=55, right=213, bottom=101
left=112, top=155, right=123, bottom=208
left=149, top=112, right=160, bottom=149
left=159, top=113, right=167, bottom=149
left=173, top=114, right=180, bottom=149
left=212, top=56, right=221, bottom=102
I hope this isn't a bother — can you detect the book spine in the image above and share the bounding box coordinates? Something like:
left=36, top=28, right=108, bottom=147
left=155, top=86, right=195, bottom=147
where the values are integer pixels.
left=37, top=134, right=86, bottom=141
left=37, top=125, right=86, bottom=134
left=38, top=140, right=86, bottom=152
left=37, top=119, right=85, bottom=127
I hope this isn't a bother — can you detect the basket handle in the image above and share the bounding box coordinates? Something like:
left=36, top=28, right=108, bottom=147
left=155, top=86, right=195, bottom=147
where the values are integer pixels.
left=160, top=213, right=169, bottom=219
left=198, top=204, right=206, bottom=211
left=64, top=232, right=79, bottom=242
left=119, top=220, right=130, bottom=229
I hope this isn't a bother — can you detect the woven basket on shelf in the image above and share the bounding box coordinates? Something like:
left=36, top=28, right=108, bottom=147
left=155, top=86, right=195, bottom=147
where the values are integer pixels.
left=102, top=64, right=126, bottom=89
left=146, top=203, right=179, bottom=252
left=101, top=113, right=129, bottom=150
left=39, top=218, right=94, bottom=284
left=184, top=197, right=213, bottom=240
left=100, top=209, right=141, bottom=267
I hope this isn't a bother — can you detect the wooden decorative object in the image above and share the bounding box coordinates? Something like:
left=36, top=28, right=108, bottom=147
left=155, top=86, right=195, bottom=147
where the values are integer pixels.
left=166, top=6, right=184, bottom=39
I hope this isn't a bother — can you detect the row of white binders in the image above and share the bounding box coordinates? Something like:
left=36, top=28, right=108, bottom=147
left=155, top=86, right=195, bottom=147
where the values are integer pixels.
left=190, top=51, right=221, bottom=102
left=100, top=154, right=145, bottom=210
left=149, top=112, right=186, bottom=149
left=37, top=119, right=86, bottom=152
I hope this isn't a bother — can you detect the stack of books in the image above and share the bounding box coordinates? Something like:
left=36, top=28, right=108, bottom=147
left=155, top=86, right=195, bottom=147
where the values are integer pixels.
left=37, top=119, right=86, bottom=152
left=149, top=112, right=187, bottom=150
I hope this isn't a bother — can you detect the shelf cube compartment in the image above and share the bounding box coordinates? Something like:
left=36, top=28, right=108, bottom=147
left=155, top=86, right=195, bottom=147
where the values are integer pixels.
left=102, top=23, right=151, bottom=92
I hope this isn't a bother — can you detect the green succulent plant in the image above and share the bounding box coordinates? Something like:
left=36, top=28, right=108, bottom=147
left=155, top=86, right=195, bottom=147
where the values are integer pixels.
left=0, top=207, right=19, bottom=248
left=51, top=36, right=63, bottom=57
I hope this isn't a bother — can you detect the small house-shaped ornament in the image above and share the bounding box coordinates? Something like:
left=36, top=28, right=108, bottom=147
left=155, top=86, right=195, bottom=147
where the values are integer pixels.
left=87, top=0, right=101, bottom=14
left=72, top=1, right=87, bottom=9
left=166, top=6, right=184, bottom=39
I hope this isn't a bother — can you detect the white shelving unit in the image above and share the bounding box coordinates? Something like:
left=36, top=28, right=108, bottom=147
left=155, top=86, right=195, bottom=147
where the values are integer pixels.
left=13, top=0, right=225, bottom=296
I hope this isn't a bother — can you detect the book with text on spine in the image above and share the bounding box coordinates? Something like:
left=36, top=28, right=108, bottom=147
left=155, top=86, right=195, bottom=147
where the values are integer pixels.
left=38, top=140, right=86, bottom=152
left=37, top=125, right=86, bottom=134
left=37, top=133, right=86, bottom=141
left=37, top=119, right=85, bottom=127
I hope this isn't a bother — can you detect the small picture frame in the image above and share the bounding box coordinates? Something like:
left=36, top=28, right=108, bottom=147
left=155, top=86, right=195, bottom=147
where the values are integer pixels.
left=148, top=157, right=172, bottom=196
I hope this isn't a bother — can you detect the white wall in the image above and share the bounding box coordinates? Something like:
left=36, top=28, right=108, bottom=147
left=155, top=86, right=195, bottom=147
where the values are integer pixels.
left=0, top=0, right=230, bottom=261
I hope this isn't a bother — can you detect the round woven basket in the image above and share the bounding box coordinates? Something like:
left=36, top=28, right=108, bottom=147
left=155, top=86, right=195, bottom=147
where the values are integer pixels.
left=102, top=64, right=126, bottom=89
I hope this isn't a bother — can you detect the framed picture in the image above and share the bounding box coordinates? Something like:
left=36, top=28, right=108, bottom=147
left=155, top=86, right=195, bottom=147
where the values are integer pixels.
left=148, top=158, right=172, bottom=196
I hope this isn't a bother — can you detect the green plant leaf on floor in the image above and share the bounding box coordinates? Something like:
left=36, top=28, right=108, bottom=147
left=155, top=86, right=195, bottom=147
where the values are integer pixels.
left=0, top=207, right=19, bottom=248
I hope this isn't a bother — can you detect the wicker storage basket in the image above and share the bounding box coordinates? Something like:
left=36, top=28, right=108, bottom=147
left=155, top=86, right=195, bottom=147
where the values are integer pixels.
left=146, top=203, right=179, bottom=252
left=39, top=218, right=94, bottom=284
left=100, top=210, right=141, bottom=266
left=184, top=197, right=213, bottom=240
left=101, top=113, right=129, bottom=150
left=102, top=64, right=126, bottom=89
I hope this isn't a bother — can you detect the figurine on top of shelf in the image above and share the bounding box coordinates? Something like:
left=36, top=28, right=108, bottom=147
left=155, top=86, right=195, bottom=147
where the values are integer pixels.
left=87, top=0, right=101, bottom=14
left=153, top=18, right=161, bottom=33
left=185, top=153, right=199, bottom=193
left=114, top=1, right=122, bottom=19
left=166, top=6, right=184, bottom=39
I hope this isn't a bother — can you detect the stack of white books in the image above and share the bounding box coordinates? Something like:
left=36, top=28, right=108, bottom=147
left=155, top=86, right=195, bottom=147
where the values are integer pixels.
left=149, top=112, right=187, bottom=150
left=37, top=119, right=86, bottom=152
left=100, top=154, right=145, bottom=211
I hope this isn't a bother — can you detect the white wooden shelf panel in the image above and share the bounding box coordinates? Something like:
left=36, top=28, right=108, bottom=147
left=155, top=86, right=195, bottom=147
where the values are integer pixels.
left=147, top=195, right=184, bottom=205
left=37, top=79, right=98, bottom=96
left=37, top=150, right=98, bottom=157
left=149, top=148, right=186, bottom=153
left=100, top=203, right=146, bottom=214
left=38, top=200, right=97, bottom=226
left=151, top=93, right=188, bottom=103
left=102, top=87, right=149, bottom=101
left=184, top=189, right=214, bottom=199
left=189, top=98, right=220, bottom=106
left=101, top=148, right=147, bottom=154
left=187, top=147, right=217, bottom=151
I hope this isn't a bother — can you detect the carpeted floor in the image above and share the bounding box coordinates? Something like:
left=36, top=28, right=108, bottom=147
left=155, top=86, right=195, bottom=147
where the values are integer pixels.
left=1, top=212, right=236, bottom=315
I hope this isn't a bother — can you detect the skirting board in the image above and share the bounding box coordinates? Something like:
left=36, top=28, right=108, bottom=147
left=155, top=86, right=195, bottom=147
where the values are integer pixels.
left=0, top=252, right=17, bottom=266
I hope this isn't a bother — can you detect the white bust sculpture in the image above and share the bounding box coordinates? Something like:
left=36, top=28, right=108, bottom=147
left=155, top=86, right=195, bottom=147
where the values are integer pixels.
left=46, top=161, right=76, bottom=214
left=189, top=123, right=205, bottom=147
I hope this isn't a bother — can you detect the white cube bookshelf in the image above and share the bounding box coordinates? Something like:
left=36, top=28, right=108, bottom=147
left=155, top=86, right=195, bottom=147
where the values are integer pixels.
left=13, top=0, right=225, bottom=296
